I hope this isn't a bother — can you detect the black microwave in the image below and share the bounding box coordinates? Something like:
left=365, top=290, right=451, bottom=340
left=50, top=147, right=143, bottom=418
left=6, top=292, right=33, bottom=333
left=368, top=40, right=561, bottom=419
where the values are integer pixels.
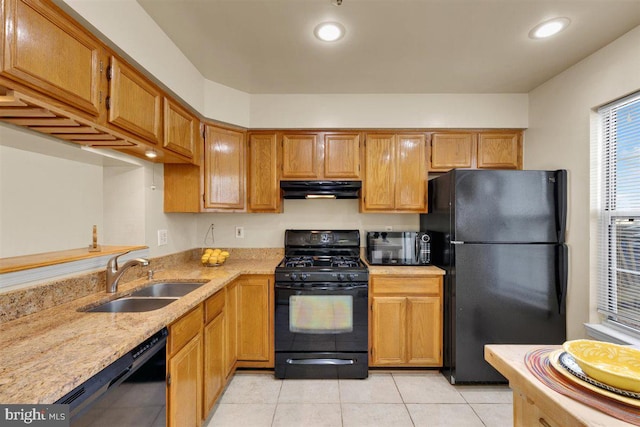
left=365, top=231, right=431, bottom=265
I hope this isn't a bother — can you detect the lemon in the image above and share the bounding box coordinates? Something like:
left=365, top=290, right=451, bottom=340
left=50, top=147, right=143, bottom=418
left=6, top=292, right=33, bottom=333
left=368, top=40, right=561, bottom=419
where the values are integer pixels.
left=204, top=248, right=214, bottom=254
left=220, top=251, right=230, bottom=257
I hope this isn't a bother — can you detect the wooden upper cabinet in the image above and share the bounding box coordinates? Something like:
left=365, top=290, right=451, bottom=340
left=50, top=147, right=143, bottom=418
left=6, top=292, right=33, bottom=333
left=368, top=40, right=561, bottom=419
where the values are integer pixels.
left=281, top=132, right=361, bottom=180
left=107, top=56, right=162, bottom=144
left=362, top=134, right=395, bottom=210
left=324, top=133, right=360, bottom=179
left=1, top=0, right=103, bottom=116
left=430, top=133, right=475, bottom=171
left=395, top=134, right=426, bottom=211
left=477, top=132, right=522, bottom=169
left=163, top=98, right=198, bottom=162
left=362, top=133, right=426, bottom=213
left=281, top=133, right=318, bottom=179
left=203, top=125, right=245, bottom=210
left=247, top=133, right=281, bottom=213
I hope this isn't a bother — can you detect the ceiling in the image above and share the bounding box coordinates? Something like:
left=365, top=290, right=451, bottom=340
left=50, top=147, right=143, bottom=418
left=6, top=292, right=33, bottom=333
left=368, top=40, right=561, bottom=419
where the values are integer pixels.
left=137, top=0, right=640, bottom=95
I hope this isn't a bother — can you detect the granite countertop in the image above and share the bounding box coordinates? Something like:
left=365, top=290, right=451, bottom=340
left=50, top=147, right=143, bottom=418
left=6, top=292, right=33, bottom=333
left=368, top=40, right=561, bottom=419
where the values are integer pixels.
left=0, top=255, right=445, bottom=404
left=0, top=257, right=281, bottom=405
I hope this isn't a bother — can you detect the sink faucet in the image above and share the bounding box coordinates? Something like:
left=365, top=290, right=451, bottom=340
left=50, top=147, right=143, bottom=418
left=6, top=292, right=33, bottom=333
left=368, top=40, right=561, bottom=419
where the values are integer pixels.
left=106, top=251, right=150, bottom=293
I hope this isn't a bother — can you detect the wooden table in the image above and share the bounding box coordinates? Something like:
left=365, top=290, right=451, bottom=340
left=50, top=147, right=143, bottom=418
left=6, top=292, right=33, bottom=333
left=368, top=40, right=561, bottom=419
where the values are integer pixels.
left=485, top=344, right=634, bottom=427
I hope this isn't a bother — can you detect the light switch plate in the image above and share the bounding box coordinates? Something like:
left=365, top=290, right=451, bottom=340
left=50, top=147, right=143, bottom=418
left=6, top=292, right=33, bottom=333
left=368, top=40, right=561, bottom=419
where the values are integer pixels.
left=158, top=229, right=168, bottom=246
left=235, top=226, right=244, bottom=239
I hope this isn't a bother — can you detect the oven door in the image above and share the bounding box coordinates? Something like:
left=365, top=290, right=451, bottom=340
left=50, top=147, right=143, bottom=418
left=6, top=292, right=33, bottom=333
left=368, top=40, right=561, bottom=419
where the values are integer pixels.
left=274, top=281, right=369, bottom=379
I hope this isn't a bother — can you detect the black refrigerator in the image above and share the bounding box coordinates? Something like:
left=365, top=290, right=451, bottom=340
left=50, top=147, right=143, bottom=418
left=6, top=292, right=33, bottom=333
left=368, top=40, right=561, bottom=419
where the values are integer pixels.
left=420, top=169, right=568, bottom=384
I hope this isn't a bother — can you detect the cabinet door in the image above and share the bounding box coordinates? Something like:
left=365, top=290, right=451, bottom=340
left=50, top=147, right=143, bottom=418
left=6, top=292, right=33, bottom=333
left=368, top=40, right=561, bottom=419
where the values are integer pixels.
left=247, top=133, right=281, bottom=212
left=430, top=133, right=474, bottom=171
left=167, top=333, right=202, bottom=427
left=281, top=133, right=318, bottom=179
left=108, top=57, right=162, bottom=144
left=371, top=296, right=406, bottom=366
left=1, top=0, right=102, bottom=116
left=395, top=134, right=427, bottom=211
left=203, top=126, right=245, bottom=210
left=164, top=98, right=198, bottom=161
left=203, top=312, right=225, bottom=416
left=324, top=133, right=360, bottom=179
left=236, top=276, right=272, bottom=364
left=225, top=280, right=238, bottom=377
left=477, top=132, right=521, bottom=169
left=407, top=296, right=442, bottom=365
left=362, top=134, right=395, bottom=210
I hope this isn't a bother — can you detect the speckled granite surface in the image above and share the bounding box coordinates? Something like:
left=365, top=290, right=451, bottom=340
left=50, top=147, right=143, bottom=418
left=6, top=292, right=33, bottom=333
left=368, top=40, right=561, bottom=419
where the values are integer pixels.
left=0, top=248, right=444, bottom=405
left=0, top=255, right=282, bottom=404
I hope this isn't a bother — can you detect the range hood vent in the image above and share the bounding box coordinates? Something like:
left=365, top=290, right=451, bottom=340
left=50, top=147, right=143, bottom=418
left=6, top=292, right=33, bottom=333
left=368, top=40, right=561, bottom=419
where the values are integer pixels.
left=280, top=181, right=361, bottom=199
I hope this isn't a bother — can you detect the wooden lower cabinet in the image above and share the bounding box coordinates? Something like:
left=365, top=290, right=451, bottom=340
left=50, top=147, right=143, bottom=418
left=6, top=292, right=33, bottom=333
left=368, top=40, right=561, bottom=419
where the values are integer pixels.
left=166, top=276, right=272, bottom=425
left=167, top=306, right=203, bottom=427
left=203, top=290, right=226, bottom=416
left=225, top=280, right=238, bottom=377
left=370, top=275, right=443, bottom=367
left=236, top=275, right=274, bottom=367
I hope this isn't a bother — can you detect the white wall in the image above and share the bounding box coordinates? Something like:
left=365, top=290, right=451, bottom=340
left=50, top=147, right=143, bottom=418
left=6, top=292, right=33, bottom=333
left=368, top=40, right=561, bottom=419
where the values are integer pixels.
left=0, top=126, right=103, bottom=257
left=249, top=94, right=529, bottom=129
left=525, top=26, right=640, bottom=340
left=194, top=200, right=419, bottom=249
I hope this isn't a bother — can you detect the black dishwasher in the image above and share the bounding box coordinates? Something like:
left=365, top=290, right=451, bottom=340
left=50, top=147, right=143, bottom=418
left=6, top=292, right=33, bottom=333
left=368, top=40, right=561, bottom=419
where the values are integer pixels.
left=56, top=327, right=168, bottom=426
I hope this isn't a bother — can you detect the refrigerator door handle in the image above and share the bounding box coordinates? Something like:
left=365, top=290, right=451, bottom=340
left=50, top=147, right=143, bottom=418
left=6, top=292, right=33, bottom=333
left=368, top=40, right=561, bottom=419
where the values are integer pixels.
left=556, top=244, right=568, bottom=315
left=555, top=170, right=568, bottom=243
left=451, top=241, right=464, bottom=245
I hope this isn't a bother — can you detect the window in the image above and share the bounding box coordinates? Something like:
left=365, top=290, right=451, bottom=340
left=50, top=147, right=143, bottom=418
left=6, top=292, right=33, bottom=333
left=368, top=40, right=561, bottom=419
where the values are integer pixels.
left=597, top=92, right=640, bottom=333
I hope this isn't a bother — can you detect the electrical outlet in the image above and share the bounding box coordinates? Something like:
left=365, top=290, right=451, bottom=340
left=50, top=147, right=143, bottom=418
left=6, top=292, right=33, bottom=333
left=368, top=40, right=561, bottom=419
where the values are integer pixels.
left=385, top=225, right=393, bottom=231
left=158, top=229, right=168, bottom=246
left=235, top=226, right=245, bottom=239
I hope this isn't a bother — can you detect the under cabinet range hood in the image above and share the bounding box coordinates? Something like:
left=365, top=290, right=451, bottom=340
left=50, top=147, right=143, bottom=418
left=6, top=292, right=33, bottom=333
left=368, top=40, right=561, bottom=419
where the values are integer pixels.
left=280, top=181, right=361, bottom=199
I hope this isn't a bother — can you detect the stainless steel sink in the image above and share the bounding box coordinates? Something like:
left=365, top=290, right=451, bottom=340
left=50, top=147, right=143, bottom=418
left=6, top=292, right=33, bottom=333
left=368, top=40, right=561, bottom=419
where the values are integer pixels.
left=85, top=297, right=178, bottom=313
left=129, top=282, right=206, bottom=297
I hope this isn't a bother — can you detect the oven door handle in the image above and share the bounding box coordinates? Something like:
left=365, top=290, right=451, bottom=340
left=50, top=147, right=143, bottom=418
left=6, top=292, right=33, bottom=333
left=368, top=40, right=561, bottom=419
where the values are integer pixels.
left=286, top=358, right=355, bottom=366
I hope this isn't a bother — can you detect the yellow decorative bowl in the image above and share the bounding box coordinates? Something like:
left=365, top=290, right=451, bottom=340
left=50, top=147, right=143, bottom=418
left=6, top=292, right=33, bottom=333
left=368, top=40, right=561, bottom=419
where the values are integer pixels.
left=563, top=339, right=640, bottom=392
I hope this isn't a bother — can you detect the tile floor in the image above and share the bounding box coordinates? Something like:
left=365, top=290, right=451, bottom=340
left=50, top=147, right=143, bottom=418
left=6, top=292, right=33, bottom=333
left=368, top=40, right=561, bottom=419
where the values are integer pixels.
left=205, top=372, right=513, bottom=427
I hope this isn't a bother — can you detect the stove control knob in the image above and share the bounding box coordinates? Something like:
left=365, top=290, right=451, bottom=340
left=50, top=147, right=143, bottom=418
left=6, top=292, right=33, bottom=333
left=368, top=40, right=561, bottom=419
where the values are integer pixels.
left=300, top=273, right=309, bottom=281
left=290, top=273, right=298, bottom=281
left=337, top=273, right=346, bottom=281
left=348, top=274, right=357, bottom=281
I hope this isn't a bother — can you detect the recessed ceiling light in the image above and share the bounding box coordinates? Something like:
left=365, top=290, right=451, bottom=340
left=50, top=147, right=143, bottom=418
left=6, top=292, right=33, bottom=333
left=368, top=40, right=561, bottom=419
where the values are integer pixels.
left=314, top=22, right=345, bottom=42
left=529, top=17, right=571, bottom=39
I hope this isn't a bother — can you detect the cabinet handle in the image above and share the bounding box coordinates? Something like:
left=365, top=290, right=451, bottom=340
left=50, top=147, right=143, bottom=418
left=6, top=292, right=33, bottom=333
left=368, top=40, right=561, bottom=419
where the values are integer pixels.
left=538, top=418, right=552, bottom=427
left=105, top=96, right=111, bottom=110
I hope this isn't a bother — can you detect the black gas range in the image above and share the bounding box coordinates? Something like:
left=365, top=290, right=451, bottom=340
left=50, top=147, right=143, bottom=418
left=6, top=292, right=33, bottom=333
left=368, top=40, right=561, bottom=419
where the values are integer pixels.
left=274, top=230, right=369, bottom=379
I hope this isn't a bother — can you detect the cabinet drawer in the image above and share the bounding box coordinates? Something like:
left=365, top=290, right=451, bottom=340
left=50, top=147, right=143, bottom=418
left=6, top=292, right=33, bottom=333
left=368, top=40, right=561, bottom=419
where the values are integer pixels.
left=169, top=305, right=203, bottom=356
left=372, top=276, right=441, bottom=295
left=205, top=289, right=225, bottom=324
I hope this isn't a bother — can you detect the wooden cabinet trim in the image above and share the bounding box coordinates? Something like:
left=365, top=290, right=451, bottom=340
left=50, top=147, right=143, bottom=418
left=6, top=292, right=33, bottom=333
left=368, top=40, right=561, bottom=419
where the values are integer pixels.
left=204, top=289, right=225, bottom=324
left=371, top=275, right=442, bottom=295
left=168, top=304, right=203, bottom=356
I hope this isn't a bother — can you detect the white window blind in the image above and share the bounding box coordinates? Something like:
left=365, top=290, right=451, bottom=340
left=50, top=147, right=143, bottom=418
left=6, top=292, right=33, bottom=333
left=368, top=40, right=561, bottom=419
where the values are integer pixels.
left=597, top=92, right=640, bottom=332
